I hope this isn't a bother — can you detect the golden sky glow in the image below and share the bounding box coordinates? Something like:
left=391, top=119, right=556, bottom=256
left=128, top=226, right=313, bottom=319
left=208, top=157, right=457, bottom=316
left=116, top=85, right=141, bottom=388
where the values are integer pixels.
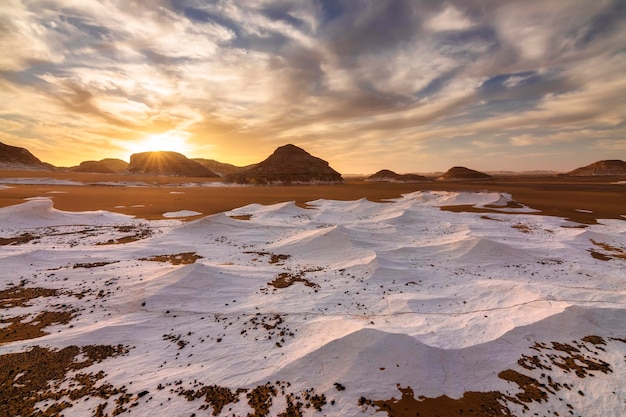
left=0, top=0, right=625, bottom=173
left=124, top=131, right=194, bottom=159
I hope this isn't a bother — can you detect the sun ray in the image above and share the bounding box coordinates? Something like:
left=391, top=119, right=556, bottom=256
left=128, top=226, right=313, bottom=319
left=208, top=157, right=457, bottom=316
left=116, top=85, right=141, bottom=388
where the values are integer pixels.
left=126, top=131, right=192, bottom=157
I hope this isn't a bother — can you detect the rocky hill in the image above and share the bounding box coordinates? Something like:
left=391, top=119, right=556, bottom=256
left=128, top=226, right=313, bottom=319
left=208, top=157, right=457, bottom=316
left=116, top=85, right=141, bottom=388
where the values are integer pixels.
left=0, top=141, right=54, bottom=170
left=128, top=151, right=218, bottom=177
left=567, top=160, right=626, bottom=176
left=71, top=159, right=128, bottom=174
left=437, top=166, right=493, bottom=181
left=192, top=158, right=253, bottom=178
left=367, top=169, right=430, bottom=182
left=228, top=144, right=343, bottom=185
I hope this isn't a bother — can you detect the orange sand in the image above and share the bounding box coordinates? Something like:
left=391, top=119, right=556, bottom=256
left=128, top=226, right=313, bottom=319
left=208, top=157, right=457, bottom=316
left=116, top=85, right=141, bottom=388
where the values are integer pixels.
left=1, top=170, right=624, bottom=223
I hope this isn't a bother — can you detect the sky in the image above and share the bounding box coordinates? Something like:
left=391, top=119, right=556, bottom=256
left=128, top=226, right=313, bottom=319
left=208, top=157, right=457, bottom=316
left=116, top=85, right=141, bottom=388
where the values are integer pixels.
left=1, top=0, right=625, bottom=174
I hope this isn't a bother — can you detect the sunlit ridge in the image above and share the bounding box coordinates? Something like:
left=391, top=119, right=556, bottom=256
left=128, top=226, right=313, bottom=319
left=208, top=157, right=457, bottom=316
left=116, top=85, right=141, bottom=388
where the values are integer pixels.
left=126, top=131, right=193, bottom=158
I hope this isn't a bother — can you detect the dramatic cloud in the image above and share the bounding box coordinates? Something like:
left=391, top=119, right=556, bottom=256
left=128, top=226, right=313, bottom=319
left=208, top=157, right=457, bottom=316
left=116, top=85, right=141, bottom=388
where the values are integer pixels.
left=0, top=0, right=625, bottom=172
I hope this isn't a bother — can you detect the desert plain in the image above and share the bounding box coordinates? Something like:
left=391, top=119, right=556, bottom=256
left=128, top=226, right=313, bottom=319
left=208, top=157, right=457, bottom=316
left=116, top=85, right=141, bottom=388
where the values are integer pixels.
left=1, top=170, right=625, bottom=223
left=1, top=170, right=625, bottom=417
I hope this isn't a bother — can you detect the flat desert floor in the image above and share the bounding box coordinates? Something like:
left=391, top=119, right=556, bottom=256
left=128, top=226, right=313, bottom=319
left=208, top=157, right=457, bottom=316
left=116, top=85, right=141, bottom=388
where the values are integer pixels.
left=1, top=170, right=625, bottom=223
left=1, top=170, right=625, bottom=417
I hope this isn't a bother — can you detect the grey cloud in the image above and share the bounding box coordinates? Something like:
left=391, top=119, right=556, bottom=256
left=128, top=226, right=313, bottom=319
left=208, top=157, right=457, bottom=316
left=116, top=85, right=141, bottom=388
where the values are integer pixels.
left=415, top=68, right=464, bottom=100
left=58, top=14, right=114, bottom=42
left=321, top=0, right=422, bottom=61
left=259, top=1, right=310, bottom=29
left=51, top=81, right=132, bottom=128
left=569, top=0, right=626, bottom=48
left=266, top=45, right=326, bottom=101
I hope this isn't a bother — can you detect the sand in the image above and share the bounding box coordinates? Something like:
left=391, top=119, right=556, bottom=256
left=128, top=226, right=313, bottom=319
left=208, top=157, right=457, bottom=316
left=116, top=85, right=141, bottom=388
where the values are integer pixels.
left=1, top=170, right=625, bottom=417
left=1, top=171, right=624, bottom=223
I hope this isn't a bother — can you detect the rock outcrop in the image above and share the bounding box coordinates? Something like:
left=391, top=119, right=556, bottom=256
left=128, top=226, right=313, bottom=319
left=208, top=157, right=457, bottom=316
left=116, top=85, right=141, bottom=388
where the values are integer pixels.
left=228, top=144, right=342, bottom=185
left=0, top=141, right=54, bottom=170
left=437, top=166, right=492, bottom=181
left=128, top=151, right=218, bottom=177
left=567, top=160, right=626, bottom=176
left=71, top=159, right=128, bottom=174
left=367, top=169, right=430, bottom=182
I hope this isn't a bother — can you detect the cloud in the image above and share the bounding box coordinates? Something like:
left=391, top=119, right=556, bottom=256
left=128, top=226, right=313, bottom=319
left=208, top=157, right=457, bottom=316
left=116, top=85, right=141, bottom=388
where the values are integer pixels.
left=321, top=1, right=422, bottom=60
left=510, top=134, right=538, bottom=147
left=0, top=1, right=65, bottom=71
left=0, top=0, right=624, bottom=171
left=424, top=4, right=476, bottom=32
left=595, top=139, right=626, bottom=151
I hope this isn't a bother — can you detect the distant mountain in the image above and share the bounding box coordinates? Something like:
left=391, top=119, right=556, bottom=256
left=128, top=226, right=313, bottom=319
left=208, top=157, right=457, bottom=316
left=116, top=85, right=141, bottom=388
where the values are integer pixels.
left=0, top=141, right=54, bottom=170
left=437, top=166, right=493, bottom=181
left=567, top=160, right=626, bottom=176
left=228, top=144, right=343, bottom=185
left=128, top=151, right=219, bottom=177
left=71, top=159, right=128, bottom=174
left=367, top=169, right=430, bottom=183
left=485, top=170, right=558, bottom=176
left=192, top=158, right=254, bottom=178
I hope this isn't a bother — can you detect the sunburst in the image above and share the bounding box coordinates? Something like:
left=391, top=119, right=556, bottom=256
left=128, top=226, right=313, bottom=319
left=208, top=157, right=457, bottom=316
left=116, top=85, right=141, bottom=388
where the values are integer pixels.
left=127, top=131, right=192, bottom=156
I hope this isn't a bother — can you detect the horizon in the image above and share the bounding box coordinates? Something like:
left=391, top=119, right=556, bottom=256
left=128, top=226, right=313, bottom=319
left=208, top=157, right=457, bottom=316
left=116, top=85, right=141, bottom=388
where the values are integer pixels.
left=1, top=1, right=625, bottom=172
left=4, top=139, right=621, bottom=175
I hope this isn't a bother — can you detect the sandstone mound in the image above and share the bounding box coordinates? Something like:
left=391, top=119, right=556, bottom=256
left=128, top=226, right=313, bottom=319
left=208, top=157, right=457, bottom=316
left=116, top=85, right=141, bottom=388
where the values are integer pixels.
left=567, top=160, right=626, bottom=176
left=128, top=151, right=218, bottom=177
left=437, top=166, right=492, bottom=181
left=0, top=141, right=54, bottom=170
left=71, top=159, right=128, bottom=174
left=228, top=144, right=343, bottom=185
left=367, top=169, right=430, bottom=183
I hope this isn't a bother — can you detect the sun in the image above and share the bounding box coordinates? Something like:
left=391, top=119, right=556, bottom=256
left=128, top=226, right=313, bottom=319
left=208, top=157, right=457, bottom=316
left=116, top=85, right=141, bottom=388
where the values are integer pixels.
left=127, top=131, right=192, bottom=157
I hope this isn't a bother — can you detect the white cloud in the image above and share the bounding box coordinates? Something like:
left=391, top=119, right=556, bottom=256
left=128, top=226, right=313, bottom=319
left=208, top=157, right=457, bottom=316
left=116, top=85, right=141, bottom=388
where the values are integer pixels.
left=0, top=1, right=65, bottom=70
left=493, top=0, right=611, bottom=63
left=510, top=134, right=537, bottom=147
left=424, top=5, right=475, bottom=32
left=503, top=75, right=528, bottom=89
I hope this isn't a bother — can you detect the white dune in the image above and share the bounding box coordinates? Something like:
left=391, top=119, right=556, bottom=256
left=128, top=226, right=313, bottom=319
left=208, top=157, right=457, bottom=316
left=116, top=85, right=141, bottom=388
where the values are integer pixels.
left=1, top=191, right=624, bottom=417
left=0, top=198, right=135, bottom=228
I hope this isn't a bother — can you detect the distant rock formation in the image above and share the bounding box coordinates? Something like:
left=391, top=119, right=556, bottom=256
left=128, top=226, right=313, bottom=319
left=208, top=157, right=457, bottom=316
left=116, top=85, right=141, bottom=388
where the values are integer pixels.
left=128, top=151, right=218, bottom=177
left=437, top=166, right=493, bottom=181
left=192, top=158, right=254, bottom=178
left=71, top=159, right=128, bottom=174
left=367, top=169, right=430, bottom=183
left=0, top=141, right=55, bottom=170
left=567, top=160, right=626, bottom=176
left=228, top=144, right=343, bottom=185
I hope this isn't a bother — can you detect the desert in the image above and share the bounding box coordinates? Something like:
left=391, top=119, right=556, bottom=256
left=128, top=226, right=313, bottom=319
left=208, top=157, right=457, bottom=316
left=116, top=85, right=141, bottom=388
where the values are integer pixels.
left=1, top=166, right=625, bottom=417
left=2, top=2, right=626, bottom=415
left=1, top=169, right=624, bottom=224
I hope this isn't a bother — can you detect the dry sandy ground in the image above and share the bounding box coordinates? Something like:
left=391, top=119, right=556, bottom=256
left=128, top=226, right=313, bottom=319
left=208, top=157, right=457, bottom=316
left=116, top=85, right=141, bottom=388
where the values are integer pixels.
left=0, top=170, right=624, bottom=224
left=1, top=170, right=625, bottom=417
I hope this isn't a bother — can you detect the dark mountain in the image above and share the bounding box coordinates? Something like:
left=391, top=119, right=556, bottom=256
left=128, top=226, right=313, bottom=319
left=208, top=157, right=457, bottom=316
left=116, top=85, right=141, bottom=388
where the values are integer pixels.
left=71, top=159, right=128, bottom=174
left=367, top=169, right=430, bottom=182
left=437, top=166, right=493, bottom=181
left=0, top=141, right=54, bottom=170
left=192, top=158, right=254, bottom=178
left=228, top=144, right=343, bottom=185
left=128, top=151, right=218, bottom=177
left=567, top=160, right=626, bottom=176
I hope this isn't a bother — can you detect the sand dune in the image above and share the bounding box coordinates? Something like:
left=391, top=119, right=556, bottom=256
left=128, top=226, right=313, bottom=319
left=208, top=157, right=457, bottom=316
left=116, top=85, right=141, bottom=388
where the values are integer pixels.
left=0, top=189, right=624, bottom=417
